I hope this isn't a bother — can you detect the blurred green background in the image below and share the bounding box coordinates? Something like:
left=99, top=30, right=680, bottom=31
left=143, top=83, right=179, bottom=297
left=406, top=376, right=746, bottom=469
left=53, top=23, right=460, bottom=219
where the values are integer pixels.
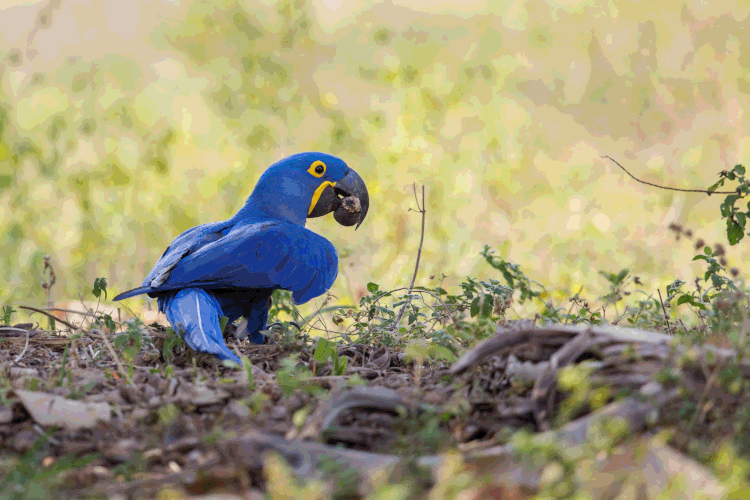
left=1, top=0, right=749, bottom=317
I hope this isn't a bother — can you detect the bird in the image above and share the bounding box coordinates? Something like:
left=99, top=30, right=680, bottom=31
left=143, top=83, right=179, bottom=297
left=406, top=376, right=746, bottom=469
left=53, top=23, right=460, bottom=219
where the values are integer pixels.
left=113, top=152, right=369, bottom=363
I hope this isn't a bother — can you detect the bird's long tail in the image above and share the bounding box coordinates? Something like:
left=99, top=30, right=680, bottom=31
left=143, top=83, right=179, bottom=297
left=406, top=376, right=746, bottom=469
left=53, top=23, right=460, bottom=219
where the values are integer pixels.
left=161, top=288, right=240, bottom=363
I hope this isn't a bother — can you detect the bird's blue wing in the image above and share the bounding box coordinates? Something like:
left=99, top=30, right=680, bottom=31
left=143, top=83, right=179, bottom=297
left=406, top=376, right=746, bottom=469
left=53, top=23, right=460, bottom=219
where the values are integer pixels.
left=113, top=221, right=232, bottom=301
left=143, top=222, right=231, bottom=288
left=142, top=221, right=338, bottom=305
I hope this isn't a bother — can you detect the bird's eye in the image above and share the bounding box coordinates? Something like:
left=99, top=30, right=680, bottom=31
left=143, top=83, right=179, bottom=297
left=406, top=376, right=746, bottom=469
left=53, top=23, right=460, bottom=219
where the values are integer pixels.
left=308, top=160, right=326, bottom=178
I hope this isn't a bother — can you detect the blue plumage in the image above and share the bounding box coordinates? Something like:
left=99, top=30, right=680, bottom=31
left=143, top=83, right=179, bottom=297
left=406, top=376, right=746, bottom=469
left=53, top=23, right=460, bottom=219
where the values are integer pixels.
left=113, top=152, right=369, bottom=363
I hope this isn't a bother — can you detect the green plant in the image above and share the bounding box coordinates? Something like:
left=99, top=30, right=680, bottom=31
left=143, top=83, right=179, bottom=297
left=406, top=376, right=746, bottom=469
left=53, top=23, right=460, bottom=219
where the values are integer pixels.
left=157, top=403, right=180, bottom=425
left=90, top=277, right=117, bottom=333
left=1, top=305, right=14, bottom=325
left=219, top=315, right=229, bottom=335
left=58, top=332, right=82, bottom=387
left=393, top=408, right=455, bottom=456
left=692, top=246, right=738, bottom=293
left=404, top=339, right=455, bottom=366
left=91, top=277, right=108, bottom=300
left=239, top=352, right=255, bottom=390
left=276, top=355, right=314, bottom=396
left=114, top=319, right=145, bottom=375
left=447, top=276, right=513, bottom=320
left=161, top=326, right=183, bottom=364
left=598, top=268, right=630, bottom=307
left=313, top=338, right=348, bottom=376
left=0, top=433, right=97, bottom=500
left=269, top=289, right=297, bottom=319
left=481, top=245, right=543, bottom=304
left=353, top=270, right=512, bottom=349
left=245, top=391, right=270, bottom=415
left=709, top=164, right=750, bottom=245
left=317, top=454, right=362, bottom=499
left=556, top=361, right=609, bottom=426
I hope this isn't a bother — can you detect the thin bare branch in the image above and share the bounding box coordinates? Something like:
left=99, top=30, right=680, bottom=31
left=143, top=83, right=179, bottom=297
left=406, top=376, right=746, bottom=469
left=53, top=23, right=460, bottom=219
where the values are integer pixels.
left=658, top=289, right=673, bottom=336
left=38, top=307, right=126, bottom=324
left=393, top=184, right=426, bottom=333
left=602, top=155, right=739, bottom=195
left=18, top=305, right=76, bottom=330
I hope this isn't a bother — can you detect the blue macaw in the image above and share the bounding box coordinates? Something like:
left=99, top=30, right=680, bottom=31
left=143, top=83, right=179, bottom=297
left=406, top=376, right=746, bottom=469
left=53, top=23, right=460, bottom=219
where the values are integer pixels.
left=113, top=152, right=369, bottom=363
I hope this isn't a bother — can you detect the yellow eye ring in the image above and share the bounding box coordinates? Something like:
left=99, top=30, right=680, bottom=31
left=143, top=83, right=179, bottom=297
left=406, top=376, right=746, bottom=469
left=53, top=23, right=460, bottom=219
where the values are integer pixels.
left=308, top=160, right=326, bottom=178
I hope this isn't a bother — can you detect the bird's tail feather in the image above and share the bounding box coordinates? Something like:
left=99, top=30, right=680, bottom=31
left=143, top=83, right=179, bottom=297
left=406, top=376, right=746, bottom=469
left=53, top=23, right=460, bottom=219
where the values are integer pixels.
left=163, top=288, right=241, bottom=363
left=112, top=286, right=153, bottom=301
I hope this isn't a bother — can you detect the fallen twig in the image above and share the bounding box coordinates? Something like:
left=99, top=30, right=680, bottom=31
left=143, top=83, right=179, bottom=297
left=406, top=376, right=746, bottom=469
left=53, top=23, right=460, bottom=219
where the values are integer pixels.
left=39, top=307, right=125, bottom=324
left=12, top=326, right=31, bottom=365
left=92, top=328, right=134, bottom=385
left=0, top=326, right=37, bottom=336
left=18, top=305, right=77, bottom=330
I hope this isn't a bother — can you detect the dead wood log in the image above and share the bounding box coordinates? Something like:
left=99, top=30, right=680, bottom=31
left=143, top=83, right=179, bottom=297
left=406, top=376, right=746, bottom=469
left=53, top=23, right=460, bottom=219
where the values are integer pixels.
left=530, top=329, right=597, bottom=430
left=450, top=323, right=750, bottom=375
left=289, top=385, right=439, bottom=441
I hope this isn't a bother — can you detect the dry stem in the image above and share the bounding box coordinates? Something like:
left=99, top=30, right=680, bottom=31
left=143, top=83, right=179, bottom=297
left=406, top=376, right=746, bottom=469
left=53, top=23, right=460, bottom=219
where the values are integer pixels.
left=392, top=184, right=426, bottom=333
left=92, top=328, right=134, bottom=385
left=18, top=305, right=76, bottom=330
left=602, top=155, right=738, bottom=195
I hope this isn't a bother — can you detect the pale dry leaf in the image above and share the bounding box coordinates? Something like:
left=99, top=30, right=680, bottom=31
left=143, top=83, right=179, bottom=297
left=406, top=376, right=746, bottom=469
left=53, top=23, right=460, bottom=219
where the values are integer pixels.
left=10, top=389, right=111, bottom=429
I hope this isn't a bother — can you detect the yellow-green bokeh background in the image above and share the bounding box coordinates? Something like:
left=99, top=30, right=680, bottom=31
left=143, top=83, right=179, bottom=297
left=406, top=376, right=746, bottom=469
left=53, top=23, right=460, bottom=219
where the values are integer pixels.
left=1, top=0, right=749, bottom=316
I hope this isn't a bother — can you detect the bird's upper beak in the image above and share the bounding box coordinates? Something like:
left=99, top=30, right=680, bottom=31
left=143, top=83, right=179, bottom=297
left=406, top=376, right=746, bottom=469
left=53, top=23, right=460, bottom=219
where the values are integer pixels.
left=308, top=168, right=369, bottom=229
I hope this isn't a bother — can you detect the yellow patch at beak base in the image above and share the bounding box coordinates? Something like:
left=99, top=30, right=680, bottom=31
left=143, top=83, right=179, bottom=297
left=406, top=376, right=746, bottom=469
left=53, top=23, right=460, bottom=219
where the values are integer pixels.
left=308, top=181, right=336, bottom=215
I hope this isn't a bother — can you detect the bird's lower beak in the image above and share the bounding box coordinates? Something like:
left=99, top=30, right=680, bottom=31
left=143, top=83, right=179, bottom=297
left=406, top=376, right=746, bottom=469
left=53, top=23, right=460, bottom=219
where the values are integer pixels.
left=308, top=168, right=369, bottom=229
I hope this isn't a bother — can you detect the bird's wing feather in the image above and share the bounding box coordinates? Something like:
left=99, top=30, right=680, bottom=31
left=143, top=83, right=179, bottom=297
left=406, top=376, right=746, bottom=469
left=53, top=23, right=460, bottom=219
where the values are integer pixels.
left=142, top=222, right=231, bottom=287
left=113, top=222, right=230, bottom=301
left=144, top=221, right=338, bottom=305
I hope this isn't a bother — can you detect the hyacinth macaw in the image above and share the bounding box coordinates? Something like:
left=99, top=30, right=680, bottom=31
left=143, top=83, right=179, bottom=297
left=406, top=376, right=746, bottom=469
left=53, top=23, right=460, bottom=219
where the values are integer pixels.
left=113, top=152, right=369, bottom=363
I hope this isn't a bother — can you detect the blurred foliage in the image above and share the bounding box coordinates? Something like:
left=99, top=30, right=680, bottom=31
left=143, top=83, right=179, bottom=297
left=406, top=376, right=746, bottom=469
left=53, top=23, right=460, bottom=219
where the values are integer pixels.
left=1, top=0, right=749, bottom=317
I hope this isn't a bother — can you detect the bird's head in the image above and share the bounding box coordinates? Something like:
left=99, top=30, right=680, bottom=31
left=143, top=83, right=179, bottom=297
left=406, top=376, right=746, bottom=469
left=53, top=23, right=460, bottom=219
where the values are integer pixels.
left=247, top=152, right=369, bottom=229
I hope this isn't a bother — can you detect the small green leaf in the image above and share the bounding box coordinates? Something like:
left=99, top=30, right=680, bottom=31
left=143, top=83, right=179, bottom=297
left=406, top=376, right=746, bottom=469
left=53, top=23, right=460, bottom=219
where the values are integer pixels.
left=470, top=297, right=481, bottom=317
left=727, top=218, right=744, bottom=245
left=733, top=164, right=746, bottom=176
left=736, top=212, right=747, bottom=230
left=481, top=294, right=494, bottom=317
left=242, top=355, right=255, bottom=389
left=366, top=282, right=380, bottom=293
left=711, top=274, right=725, bottom=288
left=676, top=295, right=693, bottom=306
left=314, top=338, right=335, bottom=362
left=720, top=195, right=737, bottom=217
left=429, top=345, right=457, bottom=362
left=333, top=355, right=348, bottom=376
left=666, top=279, right=685, bottom=295
left=614, top=269, right=629, bottom=285
left=92, top=277, right=108, bottom=300
left=707, top=179, right=725, bottom=192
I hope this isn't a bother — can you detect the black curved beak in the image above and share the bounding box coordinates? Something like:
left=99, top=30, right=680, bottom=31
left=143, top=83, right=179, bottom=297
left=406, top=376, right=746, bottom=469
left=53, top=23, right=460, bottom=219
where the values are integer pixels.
left=308, top=168, right=369, bottom=229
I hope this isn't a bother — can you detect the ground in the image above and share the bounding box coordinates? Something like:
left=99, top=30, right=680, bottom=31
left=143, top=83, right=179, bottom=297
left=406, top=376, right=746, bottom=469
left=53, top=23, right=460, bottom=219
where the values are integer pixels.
left=1, top=304, right=749, bottom=499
